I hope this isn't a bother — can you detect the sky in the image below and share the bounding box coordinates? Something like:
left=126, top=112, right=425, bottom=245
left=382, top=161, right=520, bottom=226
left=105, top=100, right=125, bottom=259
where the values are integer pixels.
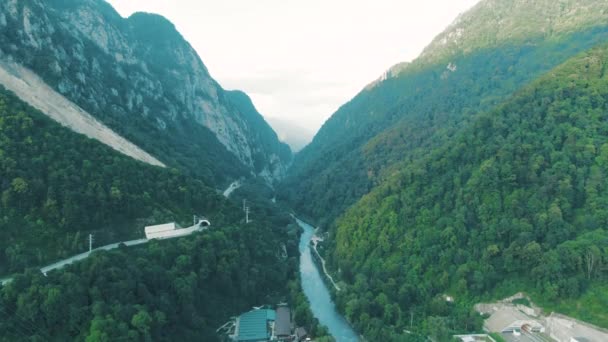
left=106, top=0, right=480, bottom=136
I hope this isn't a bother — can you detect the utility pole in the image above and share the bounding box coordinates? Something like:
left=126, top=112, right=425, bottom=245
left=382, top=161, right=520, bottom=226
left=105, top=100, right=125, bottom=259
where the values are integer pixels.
left=245, top=207, right=250, bottom=224
left=243, top=199, right=247, bottom=212
left=410, top=310, right=414, bottom=329
left=89, top=234, right=94, bottom=252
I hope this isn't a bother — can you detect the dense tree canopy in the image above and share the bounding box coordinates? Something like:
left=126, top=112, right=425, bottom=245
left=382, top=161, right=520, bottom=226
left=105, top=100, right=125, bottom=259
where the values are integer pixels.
left=0, top=219, right=298, bottom=341
left=0, top=87, right=247, bottom=274
left=0, top=86, right=328, bottom=341
left=328, top=46, right=608, bottom=340
left=280, top=26, right=608, bottom=229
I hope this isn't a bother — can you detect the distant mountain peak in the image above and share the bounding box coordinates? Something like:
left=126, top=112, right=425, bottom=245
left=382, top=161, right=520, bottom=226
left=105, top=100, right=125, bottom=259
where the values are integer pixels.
left=421, top=0, right=608, bottom=63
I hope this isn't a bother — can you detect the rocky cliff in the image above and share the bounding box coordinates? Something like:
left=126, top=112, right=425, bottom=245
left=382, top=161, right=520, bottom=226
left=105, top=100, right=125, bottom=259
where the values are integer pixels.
left=0, top=0, right=291, bottom=185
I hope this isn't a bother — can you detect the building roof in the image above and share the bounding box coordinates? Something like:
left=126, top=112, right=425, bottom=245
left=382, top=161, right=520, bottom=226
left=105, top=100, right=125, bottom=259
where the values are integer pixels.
left=237, top=309, right=275, bottom=341
left=296, top=327, right=307, bottom=339
left=144, top=222, right=178, bottom=234
left=275, top=306, right=291, bottom=336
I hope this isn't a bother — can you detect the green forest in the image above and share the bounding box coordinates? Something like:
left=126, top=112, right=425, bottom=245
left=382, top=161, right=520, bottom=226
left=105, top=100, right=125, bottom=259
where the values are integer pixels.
left=0, top=85, right=329, bottom=341
left=327, top=46, right=608, bottom=340
left=0, top=87, right=240, bottom=274
left=0, top=220, right=297, bottom=341
left=280, top=26, right=608, bottom=229
left=4, top=0, right=608, bottom=341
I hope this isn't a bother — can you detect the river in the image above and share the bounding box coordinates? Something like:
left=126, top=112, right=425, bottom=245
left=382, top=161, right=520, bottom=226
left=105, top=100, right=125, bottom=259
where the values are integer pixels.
left=297, top=219, right=359, bottom=342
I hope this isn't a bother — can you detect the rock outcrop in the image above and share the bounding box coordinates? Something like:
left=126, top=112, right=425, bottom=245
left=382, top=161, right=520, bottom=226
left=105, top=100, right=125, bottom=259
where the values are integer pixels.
left=0, top=0, right=291, bottom=184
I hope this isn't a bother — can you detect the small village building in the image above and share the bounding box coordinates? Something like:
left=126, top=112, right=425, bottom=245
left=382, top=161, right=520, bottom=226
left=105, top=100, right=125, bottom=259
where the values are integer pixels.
left=275, top=306, right=291, bottom=340
left=233, top=309, right=276, bottom=342
left=295, top=327, right=308, bottom=342
left=453, top=334, right=497, bottom=342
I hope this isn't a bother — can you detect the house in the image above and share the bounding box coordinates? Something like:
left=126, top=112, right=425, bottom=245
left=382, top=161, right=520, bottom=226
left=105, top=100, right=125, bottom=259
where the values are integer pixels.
left=275, top=306, right=291, bottom=340
left=453, top=334, right=497, bottom=342
left=233, top=309, right=276, bottom=342
left=295, top=327, right=308, bottom=342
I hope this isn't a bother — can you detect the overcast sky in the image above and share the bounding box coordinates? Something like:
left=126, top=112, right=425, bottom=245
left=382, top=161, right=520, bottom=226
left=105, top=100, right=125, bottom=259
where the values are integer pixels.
left=106, top=0, right=479, bottom=135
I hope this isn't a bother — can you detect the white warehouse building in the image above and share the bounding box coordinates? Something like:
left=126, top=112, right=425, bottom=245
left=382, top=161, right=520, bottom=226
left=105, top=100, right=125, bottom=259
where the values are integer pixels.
left=145, top=217, right=210, bottom=240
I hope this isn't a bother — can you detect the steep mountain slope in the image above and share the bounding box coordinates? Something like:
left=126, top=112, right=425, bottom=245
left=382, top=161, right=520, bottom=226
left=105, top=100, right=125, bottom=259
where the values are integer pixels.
left=330, top=45, right=608, bottom=340
left=0, top=59, right=164, bottom=167
left=224, top=91, right=292, bottom=180
left=0, top=86, right=237, bottom=275
left=280, top=0, right=608, bottom=227
left=0, top=83, right=301, bottom=339
left=0, top=82, right=298, bottom=338
left=418, top=0, right=608, bottom=65
left=0, top=0, right=291, bottom=185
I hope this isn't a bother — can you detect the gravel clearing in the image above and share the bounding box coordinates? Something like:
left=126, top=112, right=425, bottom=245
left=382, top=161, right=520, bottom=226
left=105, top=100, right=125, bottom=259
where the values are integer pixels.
left=0, top=59, right=165, bottom=167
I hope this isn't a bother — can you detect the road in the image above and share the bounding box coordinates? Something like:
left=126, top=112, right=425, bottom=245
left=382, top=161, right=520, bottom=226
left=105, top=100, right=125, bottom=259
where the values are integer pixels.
left=2, top=224, right=206, bottom=286
left=223, top=180, right=242, bottom=198
left=40, top=238, right=149, bottom=275
left=311, top=233, right=341, bottom=291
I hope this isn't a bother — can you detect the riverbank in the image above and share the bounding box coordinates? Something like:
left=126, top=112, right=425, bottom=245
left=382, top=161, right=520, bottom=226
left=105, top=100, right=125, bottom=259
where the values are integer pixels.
left=310, top=233, right=340, bottom=292
left=296, top=218, right=359, bottom=342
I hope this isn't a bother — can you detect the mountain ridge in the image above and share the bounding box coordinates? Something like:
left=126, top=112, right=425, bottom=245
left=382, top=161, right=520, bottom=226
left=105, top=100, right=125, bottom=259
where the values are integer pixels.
left=0, top=0, right=291, bottom=185
left=280, top=0, right=608, bottom=227
left=331, top=43, right=608, bottom=339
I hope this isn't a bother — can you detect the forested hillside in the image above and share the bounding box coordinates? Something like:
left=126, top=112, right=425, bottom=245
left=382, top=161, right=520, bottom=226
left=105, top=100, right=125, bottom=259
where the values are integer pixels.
left=0, top=207, right=297, bottom=341
left=0, top=83, right=310, bottom=340
left=280, top=0, right=608, bottom=228
left=330, top=45, right=608, bottom=340
left=0, top=86, right=239, bottom=275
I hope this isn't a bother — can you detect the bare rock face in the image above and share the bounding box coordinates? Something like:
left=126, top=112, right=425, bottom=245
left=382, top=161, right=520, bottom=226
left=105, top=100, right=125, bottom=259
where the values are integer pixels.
left=0, top=0, right=291, bottom=184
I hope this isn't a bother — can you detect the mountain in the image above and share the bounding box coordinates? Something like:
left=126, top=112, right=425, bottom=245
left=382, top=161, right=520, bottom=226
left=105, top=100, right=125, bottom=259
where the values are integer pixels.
left=0, top=86, right=236, bottom=274
left=0, top=0, right=291, bottom=185
left=332, top=44, right=608, bottom=340
left=224, top=91, right=292, bottom=179
left=278, top=0, right=608, bottom=339
left=280, top=0, right=608, bottom=227
left=266, top=116, right=314, bottom=152
left=0, top=80, right=298, bottom=341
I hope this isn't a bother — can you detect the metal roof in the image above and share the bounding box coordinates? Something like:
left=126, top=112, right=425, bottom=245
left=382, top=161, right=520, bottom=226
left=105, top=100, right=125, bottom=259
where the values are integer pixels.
left=145, top=222, right=178, bottom=234
left=275, top=306, right=291, bottom=336
left=237, top=309, right=275, bottom=341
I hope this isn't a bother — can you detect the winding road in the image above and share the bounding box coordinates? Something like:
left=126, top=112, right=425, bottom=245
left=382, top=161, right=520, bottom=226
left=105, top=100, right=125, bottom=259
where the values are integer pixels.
left=1, top=224, right=207, bottom=286
left=223, top=180, right=242, bottom=198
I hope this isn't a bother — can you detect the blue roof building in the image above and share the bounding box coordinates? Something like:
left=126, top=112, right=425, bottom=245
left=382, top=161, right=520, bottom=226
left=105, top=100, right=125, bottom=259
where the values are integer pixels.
left=235, top=309, right=277, bottom=342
